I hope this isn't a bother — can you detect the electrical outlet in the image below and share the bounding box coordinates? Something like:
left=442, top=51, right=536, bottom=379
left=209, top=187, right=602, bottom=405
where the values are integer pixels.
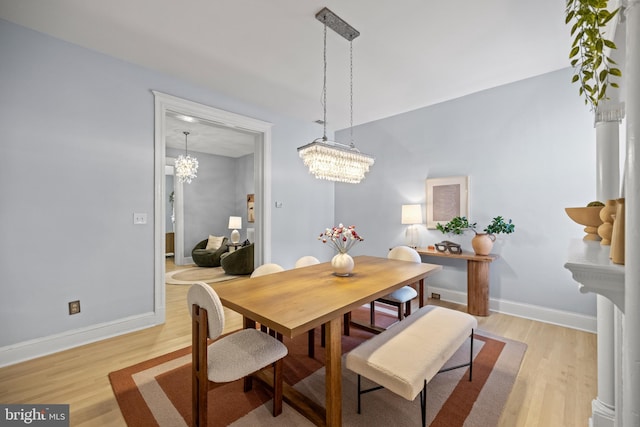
left=69, top=300, right=81, bottom=315
left=431, top=292, right=441, bottom=300
left=133, top=212, right=147, bottom=224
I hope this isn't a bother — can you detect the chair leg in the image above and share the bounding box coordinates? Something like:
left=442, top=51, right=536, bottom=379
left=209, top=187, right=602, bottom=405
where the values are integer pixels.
left=405, top=300, right=412, bottom=317
left=193, top=305, right=209, bottom=427
left=244, top=376, right=253, bottom=392
left=343, top=312, right=351, bottom=336
left=370, top=302, right=376, bottom=325
left=308, top=329, right=315, bottom=358
left=396, top=303, right=402, bottom=321
left=321, top=324, right=326, bottom=347
left=272, top=359, right=283, bottom=416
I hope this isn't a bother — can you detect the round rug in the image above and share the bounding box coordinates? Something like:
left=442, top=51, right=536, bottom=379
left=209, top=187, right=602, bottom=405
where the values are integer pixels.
left=166, top=267, right=238, bottom=285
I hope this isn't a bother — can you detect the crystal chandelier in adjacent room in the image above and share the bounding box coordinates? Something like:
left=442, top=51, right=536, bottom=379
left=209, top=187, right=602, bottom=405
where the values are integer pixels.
left=175, top=131, right=198, bottom=184
left=297, top=7, right=374, bottom=184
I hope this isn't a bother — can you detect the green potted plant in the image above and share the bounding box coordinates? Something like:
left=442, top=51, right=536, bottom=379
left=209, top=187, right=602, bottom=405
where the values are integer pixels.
left=437, top=216, right=515, bottom=255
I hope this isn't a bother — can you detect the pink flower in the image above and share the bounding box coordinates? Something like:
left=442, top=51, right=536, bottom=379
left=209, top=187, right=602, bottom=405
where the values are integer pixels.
left=317, top=223, right=364, bottom=253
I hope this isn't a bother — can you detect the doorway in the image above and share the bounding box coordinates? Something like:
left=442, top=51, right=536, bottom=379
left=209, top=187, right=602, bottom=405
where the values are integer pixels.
left=153, top=91, right=272, bottom=321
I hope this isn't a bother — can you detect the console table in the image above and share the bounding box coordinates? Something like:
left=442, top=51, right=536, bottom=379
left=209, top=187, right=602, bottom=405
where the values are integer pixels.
left=416, top=248, right=498, bottom=316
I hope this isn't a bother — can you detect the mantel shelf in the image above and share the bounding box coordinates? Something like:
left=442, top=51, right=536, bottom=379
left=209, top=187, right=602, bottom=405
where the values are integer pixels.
left=564, top=239, right=625, bottom=312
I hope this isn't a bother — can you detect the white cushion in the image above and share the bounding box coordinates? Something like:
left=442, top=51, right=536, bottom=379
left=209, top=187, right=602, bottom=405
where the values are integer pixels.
left=379, top=246, right=421, bottom=303
left=381, top=286, right=418, bottom=303
left=251, top=263, right=284, bottom=277
left=387, top=246, right=421, bottom=263
left=207, top=328, right=288, bottom=383
left=294, top=256, right=320, bottom=268
left=187, top=281, right=288, bottom=383
left=187, top=282, right=225, bottom=340
left=205, top=235, right=225, bottom=250
left=346, top=305, right=477, bottom=401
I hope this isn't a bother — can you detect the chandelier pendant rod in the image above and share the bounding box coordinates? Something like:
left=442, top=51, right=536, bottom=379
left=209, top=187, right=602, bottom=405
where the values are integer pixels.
left=296, top=7, right=373, bottom=184
left=323, top=21, right=328, bottom=141
left=350, top=40, right=354, bottom=148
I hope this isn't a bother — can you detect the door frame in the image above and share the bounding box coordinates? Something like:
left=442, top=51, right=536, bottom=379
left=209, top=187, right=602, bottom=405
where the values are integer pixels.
left=153, top=91, right=272, bottom=320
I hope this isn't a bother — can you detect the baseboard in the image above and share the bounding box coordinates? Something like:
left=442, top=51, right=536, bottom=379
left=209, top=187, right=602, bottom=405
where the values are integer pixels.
left=0, top=311, right=164, bottom=368
left=426, top=285, right=597, bottom=333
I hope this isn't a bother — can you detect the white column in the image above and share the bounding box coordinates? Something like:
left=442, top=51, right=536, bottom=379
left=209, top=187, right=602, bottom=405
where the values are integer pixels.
left=623, top=1, right=640, bottom=426
left=593, top=104, right=623, bottom=427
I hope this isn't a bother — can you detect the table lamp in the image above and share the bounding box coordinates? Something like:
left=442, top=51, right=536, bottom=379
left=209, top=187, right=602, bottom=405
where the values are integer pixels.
left=401, top=204, right=422, bottom=248
left=228, top=216, right=242, bottom=244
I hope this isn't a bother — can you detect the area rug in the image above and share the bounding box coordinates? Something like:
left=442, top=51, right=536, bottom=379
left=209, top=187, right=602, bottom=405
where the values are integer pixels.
left=166, top=267, right=239, bottom=285
left=110, top=309, right=526, bottom=426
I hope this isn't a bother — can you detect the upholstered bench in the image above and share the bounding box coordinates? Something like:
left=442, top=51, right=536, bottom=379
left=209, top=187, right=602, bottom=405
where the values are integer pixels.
left=345, top=305, right=477, bottom=427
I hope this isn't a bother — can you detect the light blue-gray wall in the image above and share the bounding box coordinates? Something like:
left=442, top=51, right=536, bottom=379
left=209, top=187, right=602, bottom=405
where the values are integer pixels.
left=235, top=153, right=255, bottom=243
left=166, top=147, right=240, bottom=257
left=0, top=19, right=333, bottom=350
left=0, top=16, right=597, bottom=358
left=336, top=68, right=597, bottom=317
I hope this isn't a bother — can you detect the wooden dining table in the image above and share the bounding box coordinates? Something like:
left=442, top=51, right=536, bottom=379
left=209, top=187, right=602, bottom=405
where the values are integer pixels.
left=212, top=255, right=442, bottom=426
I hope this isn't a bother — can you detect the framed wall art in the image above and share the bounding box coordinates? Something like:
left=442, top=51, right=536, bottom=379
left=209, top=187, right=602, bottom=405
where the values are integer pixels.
left=425, top=176, right=469, bottom=229
left=247, top=194, right=255, bottom=223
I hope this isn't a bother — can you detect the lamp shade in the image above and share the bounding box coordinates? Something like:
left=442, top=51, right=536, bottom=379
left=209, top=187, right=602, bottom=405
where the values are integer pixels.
left=401, top=204, right=422, bottom=225
left=228, top=216, right=242, bottom=230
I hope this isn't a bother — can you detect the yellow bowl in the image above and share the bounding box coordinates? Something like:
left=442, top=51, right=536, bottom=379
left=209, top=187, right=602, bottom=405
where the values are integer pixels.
left=565, top=206, right=604, bottom=240
left=564, top=206, right=604, bottom=227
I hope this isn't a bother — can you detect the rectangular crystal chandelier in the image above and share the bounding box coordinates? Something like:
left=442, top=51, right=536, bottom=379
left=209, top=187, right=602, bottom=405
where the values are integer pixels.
left=297, top=7, right=375, bottom=184
left=298, top=139, right=374, bottom=184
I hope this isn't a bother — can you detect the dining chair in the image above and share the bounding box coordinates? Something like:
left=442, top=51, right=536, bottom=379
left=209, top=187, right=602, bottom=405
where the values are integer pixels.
left=251, top=263, right=285, bottom=277
left=250, top=263, right=285, bottom=338
left=293, top=255, right=350, bottom=357
left=293, top=256, right=325, bottom=357
left=294, top=255, right=320, bottom=268
left=188, top=282, right=288, bottom=427
left=371, top=246, right=420, bottom=327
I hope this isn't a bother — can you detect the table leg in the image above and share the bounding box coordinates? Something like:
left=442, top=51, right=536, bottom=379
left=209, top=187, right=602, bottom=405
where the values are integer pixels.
left=325, top=317, right=342, bottom=427
left=467, top=260, right=490, bottom=316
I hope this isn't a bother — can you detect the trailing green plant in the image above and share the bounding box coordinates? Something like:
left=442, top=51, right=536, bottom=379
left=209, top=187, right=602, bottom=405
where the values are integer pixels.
left=437, top=216, right=515, bottom=236
left=566, top=0, right=621, bottom=109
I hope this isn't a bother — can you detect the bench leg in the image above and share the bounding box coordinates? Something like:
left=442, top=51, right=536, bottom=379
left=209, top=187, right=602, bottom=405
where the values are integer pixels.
left=357, top=375, right=362, bottom=414
left=469, top=329, right=474, bottom=381
left=420, top=380, right=427, bottom=427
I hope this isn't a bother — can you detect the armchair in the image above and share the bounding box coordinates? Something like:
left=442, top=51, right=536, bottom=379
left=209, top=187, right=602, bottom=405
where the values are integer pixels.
left=220, top=243, right=254, bottom=275
left=192, top=236, right=229, bottom=267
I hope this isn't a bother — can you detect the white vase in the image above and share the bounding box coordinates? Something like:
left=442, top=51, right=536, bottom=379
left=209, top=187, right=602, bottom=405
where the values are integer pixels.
left=331, top=252, right=354, bottom=276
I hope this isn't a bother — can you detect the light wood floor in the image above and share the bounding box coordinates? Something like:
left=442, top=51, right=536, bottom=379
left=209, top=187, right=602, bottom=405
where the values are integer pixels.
left=0, top=259, right=597, bottom=426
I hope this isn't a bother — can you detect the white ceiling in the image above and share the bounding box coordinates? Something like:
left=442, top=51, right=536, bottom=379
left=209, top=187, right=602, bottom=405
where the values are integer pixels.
left=0, top=0, right=572, bottom=151
left=165, top=113, right=256, bottom=157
